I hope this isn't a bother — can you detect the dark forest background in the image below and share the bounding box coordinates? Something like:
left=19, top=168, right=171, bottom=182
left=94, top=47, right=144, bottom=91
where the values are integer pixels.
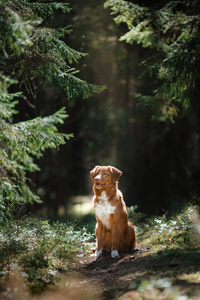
left=22, top=0, right=200, bottom=216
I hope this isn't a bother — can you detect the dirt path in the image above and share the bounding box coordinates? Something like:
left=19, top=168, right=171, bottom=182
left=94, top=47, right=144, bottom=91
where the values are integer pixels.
left=72, top=244, right=200, bottom=300
left=77, top=247, right=145, bottom=299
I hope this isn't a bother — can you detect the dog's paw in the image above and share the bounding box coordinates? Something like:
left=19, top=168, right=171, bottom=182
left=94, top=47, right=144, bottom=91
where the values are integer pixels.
left=132, top=247, right=139, bottom=252
left=91, top=249, right=102, bottom=258
left=96, top=249, right=103, bottom=257
left=111, top=250, right=119, bottom=259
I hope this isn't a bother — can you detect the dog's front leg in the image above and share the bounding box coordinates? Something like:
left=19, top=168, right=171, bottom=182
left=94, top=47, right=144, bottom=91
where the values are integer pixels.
left=95, top=221, right=105, bottom=258
left=111, top=231, right=120, bottom=258
left=110, top=216, right=120, bottom=258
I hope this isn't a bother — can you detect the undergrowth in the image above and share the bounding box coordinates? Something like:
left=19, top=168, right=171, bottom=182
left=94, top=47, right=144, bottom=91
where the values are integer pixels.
left=128, top=205, right=200, bottom=250
left=126, top=204, right=200, bottom=299
left=0, top=218, right=94, bottom=295
left=0, top=205, right=199, bottom=299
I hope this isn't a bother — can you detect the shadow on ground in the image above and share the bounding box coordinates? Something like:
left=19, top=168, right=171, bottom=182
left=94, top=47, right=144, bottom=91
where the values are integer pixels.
left=77, top=245, right=200, bottom=299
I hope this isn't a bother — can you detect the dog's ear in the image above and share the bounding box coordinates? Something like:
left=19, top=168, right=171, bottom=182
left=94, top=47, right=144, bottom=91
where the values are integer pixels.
left=90, top=166, right=100, bottom=181
left=111, top=166, right=122, bottom=182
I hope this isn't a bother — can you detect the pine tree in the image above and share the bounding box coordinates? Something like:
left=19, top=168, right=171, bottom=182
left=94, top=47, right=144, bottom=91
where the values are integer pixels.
left=0, top=0, right=106, bottom=220
left=104, top=0, right=200, bottom=122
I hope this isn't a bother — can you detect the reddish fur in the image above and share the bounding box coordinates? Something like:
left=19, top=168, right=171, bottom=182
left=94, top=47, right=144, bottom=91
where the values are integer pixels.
left=90, top=165, right=136, bottom=257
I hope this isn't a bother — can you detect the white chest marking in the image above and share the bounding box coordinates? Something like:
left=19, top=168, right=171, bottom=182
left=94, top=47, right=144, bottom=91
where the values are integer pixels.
left=94, top=191, right=116, bottom=230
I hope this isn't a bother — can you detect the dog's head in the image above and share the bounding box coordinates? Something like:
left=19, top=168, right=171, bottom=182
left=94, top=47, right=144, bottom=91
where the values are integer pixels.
left=90, top=166, right=122, bottom=190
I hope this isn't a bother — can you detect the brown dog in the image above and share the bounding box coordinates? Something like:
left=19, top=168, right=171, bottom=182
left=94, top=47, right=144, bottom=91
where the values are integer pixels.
left=90, top=165, right=136, bottom=258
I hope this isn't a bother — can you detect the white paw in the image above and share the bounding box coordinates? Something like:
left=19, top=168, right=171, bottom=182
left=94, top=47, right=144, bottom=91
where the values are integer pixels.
left=96, top=249, right=102, bottom=258
left=111, top=250, right=119, bottom=258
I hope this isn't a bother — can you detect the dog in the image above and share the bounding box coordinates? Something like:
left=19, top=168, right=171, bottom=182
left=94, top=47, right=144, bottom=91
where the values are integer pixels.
left=90, top=165, right=136, bottom=258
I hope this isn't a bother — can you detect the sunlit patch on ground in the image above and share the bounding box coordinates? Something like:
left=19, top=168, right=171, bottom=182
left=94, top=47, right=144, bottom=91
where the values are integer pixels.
left=178, top=272, right=200, bottom=284
left=1, top=270, right=101, bottom=300
left=67, top=195, right=94, bottom=217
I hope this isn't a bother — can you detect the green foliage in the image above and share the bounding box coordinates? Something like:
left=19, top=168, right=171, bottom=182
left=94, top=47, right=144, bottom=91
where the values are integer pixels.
left=104, top=0, right=200, bottom=122
left=135, top=93, right=180, bottom=123
left=0, top=75, right=72, bottom=218
left=128, top=205, right=199, bottom=250
left=26, top=2, right=71, bottom=20
left=0, top=0, right=106, bottom=98
left=0, top=0, right=105, bottom=219
left=0, top=218, right=94, bottom=293
left=127, top=205, right=200, bottom=299
left=0, top=75, right=20, bottom=118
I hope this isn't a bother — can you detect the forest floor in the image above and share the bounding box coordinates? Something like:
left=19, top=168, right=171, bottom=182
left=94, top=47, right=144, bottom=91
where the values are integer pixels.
left=1, top=206, right=200, bottom=300
left=66, top=241, right=200, bottom=300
